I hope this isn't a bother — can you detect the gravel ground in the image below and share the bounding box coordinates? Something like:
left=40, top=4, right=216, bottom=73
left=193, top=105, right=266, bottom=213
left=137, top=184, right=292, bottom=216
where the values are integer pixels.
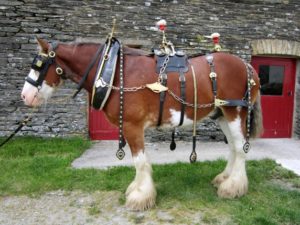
left=0, top=190, right=224, bottom=225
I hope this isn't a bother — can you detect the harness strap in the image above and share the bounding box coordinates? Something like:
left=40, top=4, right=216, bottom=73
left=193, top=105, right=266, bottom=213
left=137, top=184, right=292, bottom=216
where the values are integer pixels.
left=217, top=99, right=248, bottom=107
left=157, top=70, right=186, bottom=127
left=190, top=65, right=198, bottom=163
left=206, top=55, right=217, bottom=97
left=72, top=44, right=104, bottom=98
left=116, top=44, right=126, bottom=160
left=178, top=69, right=186, bottom=126
left=157, top=73, right=167, bottom=127
left=243, top=63, right=255, bottom=153
left=206, top=54, right=250, bottom=109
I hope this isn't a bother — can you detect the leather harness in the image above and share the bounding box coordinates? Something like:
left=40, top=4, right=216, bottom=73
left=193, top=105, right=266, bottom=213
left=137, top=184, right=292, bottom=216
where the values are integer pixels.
left=156, top=52, right=189, bottom=127
left=205, top=54, right=252, bottom=108
left=2, top=36, right=256, bottom=160
left=92, top=38, right=120, bottom=110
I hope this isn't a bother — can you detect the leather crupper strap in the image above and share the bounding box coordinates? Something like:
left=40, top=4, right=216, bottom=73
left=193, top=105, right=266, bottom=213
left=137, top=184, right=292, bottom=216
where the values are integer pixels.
left=205, top=54, right=249, bottom=108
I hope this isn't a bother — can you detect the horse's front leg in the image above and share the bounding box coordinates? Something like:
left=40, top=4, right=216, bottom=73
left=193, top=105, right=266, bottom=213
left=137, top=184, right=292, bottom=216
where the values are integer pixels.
left=123, top=122, right=156, bottom=211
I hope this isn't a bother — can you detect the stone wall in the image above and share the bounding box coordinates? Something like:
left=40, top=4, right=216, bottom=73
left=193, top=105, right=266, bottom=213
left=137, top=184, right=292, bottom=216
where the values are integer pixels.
left=0, top=0, right=299, bottom=140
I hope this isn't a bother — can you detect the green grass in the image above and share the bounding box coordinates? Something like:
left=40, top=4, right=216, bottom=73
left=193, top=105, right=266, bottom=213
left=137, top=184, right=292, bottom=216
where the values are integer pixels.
left=0, top=136, right=133, bottom=195
left=0, top=137, right=300, bottom=225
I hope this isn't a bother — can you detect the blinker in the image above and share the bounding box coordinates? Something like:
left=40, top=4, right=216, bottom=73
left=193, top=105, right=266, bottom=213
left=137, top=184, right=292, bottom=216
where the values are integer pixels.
left=36, top=60, right=43, bottom=68
left=27, top=51, right=56, bottom=88
left=31, top=54, right=47, bottom=71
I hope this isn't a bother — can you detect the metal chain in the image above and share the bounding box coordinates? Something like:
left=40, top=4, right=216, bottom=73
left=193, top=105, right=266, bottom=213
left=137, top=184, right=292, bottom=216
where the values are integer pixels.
left=158, top=55, right=170, bottom=78
left=168, top=89, right=214, bottom=109
left=107, top=81, right=214, bottom=109
left=110, top=84, right=146, bottom=92
left=96, top=52, right=214, bottom=109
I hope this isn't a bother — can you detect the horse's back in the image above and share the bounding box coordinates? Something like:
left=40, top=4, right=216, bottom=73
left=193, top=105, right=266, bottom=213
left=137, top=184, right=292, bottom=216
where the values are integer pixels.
left=193, top=53, right=258, bottom=100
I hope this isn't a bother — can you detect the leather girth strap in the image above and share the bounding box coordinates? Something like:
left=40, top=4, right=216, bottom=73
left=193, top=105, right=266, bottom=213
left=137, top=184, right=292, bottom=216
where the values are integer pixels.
left=157, top=76, right=186, bottom=127
left=178, top=69, right=186, bottom=126
left=157, top=73, right=168, bottom=127
left=156, top=54, right=188, bottom=126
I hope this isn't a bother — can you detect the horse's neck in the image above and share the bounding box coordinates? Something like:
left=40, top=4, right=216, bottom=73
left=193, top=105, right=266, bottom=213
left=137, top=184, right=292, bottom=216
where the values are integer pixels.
left=57, top=44, right=91, bottom=74
left=57, top=43, right=101, bottom=88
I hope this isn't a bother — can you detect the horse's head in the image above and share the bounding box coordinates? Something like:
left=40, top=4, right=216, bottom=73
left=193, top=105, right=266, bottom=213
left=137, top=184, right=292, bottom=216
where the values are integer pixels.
left=21, top=38, right=63, bottom=107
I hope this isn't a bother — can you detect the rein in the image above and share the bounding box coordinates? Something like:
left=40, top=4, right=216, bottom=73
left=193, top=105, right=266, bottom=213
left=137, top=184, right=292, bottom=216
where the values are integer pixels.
left=0, top=87, right=78, bottom=148
left=72, top=44, right=104, bottom=98
left=0, top=116, right=32, bottom=148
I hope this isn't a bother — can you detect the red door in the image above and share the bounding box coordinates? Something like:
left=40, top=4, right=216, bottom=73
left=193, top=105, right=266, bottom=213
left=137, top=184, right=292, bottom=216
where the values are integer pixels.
left=88, top=107, right=118, bottom=140
left=251, top=57, right=296, bottom=138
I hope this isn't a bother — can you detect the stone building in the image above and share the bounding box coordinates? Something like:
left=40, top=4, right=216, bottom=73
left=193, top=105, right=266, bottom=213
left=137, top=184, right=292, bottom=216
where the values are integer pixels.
left=0, top=0, right=299, bottom=141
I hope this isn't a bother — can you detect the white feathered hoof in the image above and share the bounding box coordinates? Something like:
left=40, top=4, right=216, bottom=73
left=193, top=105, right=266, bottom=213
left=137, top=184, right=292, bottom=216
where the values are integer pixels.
left=125, top=180, right=137, bottom=197
left=126, top=187, right=156, bottom=211
left=212, top=172, right=229, bottom=188
left=217, top=175, right=248, bottom=198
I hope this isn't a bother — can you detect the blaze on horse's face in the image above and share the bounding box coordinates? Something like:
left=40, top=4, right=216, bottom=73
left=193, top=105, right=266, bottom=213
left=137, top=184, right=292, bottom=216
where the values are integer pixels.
left=21, top=39, right=61, bottom=107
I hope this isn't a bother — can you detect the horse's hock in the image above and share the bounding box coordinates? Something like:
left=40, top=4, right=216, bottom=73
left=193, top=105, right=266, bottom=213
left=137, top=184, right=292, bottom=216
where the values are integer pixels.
left=0, top=1, right=300, bottom=139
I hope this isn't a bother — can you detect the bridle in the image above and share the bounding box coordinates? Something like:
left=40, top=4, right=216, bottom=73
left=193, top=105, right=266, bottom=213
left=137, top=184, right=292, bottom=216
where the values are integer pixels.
left=0, top=45, right=64, bottom=148
left=25, top=44, right=64, bottom=90
left=25, top=42, right=104, bottom=99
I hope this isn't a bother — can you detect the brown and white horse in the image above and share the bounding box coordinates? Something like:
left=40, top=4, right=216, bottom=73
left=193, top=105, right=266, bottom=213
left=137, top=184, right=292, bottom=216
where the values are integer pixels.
left=21, top=38, right=262, bottom=210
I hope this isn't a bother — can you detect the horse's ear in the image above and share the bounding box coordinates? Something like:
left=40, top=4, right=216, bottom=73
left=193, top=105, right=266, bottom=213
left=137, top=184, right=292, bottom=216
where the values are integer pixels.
left=36, top=37, right=49, bottom=53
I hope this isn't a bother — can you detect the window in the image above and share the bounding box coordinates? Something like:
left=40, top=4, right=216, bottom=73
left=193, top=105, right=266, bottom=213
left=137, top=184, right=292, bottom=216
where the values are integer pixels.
left=258, top=65, right=284, bottom=95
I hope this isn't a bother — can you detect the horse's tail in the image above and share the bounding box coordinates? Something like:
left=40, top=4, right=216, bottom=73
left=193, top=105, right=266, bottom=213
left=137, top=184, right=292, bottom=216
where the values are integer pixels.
left=250, top=92, right=264, bottom=138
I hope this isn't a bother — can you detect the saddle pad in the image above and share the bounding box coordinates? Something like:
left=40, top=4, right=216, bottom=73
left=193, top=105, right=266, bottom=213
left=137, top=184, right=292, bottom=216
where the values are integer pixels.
left=92, top=38, right=120, bottom=110
left=156, top=53, right=189, bottom=74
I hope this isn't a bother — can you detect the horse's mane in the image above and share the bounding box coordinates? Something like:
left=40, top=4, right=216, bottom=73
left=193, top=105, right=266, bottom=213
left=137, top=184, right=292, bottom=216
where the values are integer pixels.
left=56, top=41, right=205, bottom=58
left=123, top=46, right=153, bottom=57
left=188, top=52, right=206, bottom=58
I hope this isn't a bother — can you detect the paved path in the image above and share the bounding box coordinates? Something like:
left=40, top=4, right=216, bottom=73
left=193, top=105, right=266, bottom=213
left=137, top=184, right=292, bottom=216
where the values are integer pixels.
left=72, top=138, right=300, bottom=175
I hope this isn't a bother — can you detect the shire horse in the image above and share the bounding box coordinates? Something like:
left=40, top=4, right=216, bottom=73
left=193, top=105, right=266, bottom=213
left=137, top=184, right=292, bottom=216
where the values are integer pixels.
left=21, top=38, right=262, bottom=211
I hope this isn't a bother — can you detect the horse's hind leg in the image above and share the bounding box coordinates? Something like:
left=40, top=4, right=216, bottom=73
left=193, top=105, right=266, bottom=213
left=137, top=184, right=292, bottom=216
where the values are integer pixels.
left=215, top=107, right=248, bottom=198
left=212, top=116, right=236, bottom=187
left=124, top=122, right=156, bottom=210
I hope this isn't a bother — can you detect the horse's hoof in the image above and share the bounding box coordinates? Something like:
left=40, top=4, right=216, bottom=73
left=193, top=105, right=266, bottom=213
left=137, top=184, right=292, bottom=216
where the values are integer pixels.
left=217, top=175, right=248, bottom=198
left=126, top=190, right=156, bottom=211
left=212, top=173, right=229, bottom=187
